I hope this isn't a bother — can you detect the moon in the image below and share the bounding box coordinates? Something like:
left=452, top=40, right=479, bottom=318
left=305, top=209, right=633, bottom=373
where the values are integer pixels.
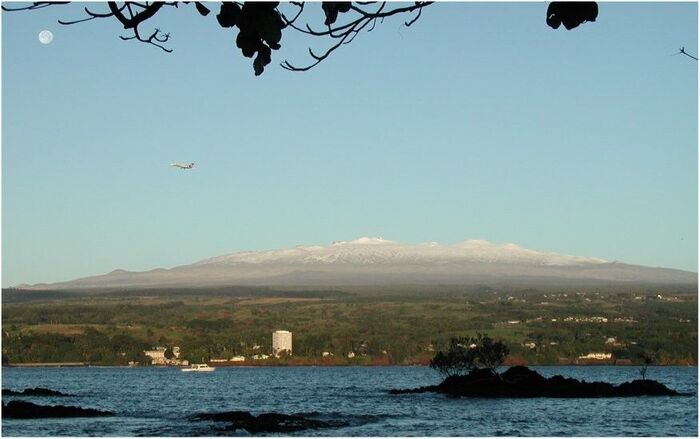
left=38, top=30, right=53, bottom=45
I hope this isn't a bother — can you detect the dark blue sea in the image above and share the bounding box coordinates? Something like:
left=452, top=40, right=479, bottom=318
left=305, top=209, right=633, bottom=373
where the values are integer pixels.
left=1, top=366, right=697, bottom=436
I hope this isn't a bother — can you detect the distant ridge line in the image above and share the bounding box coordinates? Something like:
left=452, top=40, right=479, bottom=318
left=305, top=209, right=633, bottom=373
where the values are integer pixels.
left=16, top=238, right=698, bottom=290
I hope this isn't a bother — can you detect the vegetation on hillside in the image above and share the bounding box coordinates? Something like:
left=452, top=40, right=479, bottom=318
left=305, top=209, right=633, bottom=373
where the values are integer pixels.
left=2, top=284, right=696, bottom=366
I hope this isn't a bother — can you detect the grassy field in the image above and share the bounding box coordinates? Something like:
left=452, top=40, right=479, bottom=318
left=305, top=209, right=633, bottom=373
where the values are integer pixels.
left=2, top=283, right=696, bottom=366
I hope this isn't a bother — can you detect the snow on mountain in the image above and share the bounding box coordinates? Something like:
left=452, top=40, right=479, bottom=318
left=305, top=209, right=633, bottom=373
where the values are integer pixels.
left=193, top=237, right=606, bottom=267
left=17, top=237, right=696, bottom=290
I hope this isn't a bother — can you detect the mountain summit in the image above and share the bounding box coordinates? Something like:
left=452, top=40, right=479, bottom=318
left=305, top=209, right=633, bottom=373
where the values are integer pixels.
left=192, top=237, right=607, bottom=267
left=20, top=238, right=697, bottom=289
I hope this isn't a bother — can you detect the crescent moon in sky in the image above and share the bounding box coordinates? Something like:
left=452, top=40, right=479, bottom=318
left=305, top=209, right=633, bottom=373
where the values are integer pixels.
left=38, top=30, right=53, bottom=45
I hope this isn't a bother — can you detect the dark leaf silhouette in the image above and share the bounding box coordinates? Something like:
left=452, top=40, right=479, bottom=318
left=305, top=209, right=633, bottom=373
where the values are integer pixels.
left=236, top=31, right=261, bottom=58
left=546, top=2, right=598, bottom=30
left=194, top=2, right=210, bottom=17
left=322, top=2, right=351, bottom=26
left=216, top=3, right=241, bottom=28
left=254, top=44, right=272, bottom=76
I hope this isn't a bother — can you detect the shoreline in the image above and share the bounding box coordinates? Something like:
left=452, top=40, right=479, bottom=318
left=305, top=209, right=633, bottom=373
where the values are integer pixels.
left=4, top=362, right=697, bottom=368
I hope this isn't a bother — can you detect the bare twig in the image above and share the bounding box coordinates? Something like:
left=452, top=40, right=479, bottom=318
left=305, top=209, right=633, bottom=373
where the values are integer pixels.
left=405, top=6, right=423, bottom=27
left=278, top=2, right=305, bottom=27
left=58, top=4, right=124, bottom=25
left=2, top=2, right=68, bottom=12
left=120, top=21, right=173, bottom=53
left=282, top=1, right=432, bottom=72
left=294, top=2, right=430, bottom=37
left=679, top=47, right=698, bottom=61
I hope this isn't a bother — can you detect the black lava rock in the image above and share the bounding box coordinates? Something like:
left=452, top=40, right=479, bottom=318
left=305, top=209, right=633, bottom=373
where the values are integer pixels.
left=391, top=366, right=686, bottom=398
left=3, top=387, right=73, bottom=397
left=2, top=400, right=114, bottom=418
left=192, top=410, right=347, bottom=433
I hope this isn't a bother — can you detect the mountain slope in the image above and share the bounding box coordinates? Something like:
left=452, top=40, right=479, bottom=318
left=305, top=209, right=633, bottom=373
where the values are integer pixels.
left=21, top=238, right=697, bottom=289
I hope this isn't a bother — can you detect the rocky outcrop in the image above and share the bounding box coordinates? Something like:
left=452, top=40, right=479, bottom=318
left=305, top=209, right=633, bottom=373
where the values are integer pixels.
left=2, top=400, right=114, bottom=418
left=3, top=387, right=73, bottom=397
left=390, top=366, right=686, bottom=398
left=192, top=410, right=348, bottom=433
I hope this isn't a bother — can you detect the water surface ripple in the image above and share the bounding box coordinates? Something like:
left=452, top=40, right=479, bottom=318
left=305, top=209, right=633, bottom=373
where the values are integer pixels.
left=1, top=366, right=696, bottom=436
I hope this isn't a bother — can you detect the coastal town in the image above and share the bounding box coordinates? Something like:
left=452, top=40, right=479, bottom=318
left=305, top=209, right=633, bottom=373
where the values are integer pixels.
left=133, top=325, right=635, bottom=368
left=139, top=330, right=295, bottom=367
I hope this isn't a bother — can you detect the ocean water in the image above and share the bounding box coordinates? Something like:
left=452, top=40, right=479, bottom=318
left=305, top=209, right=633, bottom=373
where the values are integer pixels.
left=1, top=365, right=697, bottom=436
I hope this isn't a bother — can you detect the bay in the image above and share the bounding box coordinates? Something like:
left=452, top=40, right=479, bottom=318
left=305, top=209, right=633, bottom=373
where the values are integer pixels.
left=1, top=366, right=697, bottom=436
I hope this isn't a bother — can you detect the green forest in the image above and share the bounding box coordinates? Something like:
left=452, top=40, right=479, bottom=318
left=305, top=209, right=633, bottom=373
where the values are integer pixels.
left=2, top=284, right=697, bottom=366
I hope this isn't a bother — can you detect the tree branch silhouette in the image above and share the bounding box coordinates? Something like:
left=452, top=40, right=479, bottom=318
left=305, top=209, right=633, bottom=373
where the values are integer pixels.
left=280, top=2, right=432, bottom=72
left=3, top=1, right=600, bottom=75
left=678, top=47, right=698, bottom=61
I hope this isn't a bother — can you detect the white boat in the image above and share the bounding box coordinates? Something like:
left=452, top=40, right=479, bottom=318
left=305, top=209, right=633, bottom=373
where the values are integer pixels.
left=181, top=363, right=215, bottom=372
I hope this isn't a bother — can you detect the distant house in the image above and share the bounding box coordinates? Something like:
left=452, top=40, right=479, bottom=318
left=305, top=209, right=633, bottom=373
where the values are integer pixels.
left=358, top=341, right=369, bottom=356
left=230, top=356, right=245, bottom=362
left=523, top=342, right=536, bottom=350
left=252, top=354, right=269, bottom=360
left=347, top=352, right=355, bottom=358
left=564, top=316, right=608, bottom=323
left=143, top=347, right=167, bottom=365
left=321, top=352, right=334, bottom=357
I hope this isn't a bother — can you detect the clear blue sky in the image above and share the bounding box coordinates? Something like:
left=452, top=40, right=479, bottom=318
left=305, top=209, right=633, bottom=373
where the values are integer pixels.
left=2, top=2, right=697, bottom=286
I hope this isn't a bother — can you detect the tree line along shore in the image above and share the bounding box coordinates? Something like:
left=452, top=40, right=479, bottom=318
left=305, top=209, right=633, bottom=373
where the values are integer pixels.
left=2, top=284, right=696, bottom=367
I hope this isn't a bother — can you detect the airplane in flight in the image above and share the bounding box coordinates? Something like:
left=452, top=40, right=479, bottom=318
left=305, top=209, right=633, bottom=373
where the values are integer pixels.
left=171, top=162, right=195, bottom=170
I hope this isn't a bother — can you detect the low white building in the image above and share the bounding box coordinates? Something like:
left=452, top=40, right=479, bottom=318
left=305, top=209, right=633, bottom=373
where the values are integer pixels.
left=578, top=352, right=612, bottom=360
left=143, top=347, right=167, bottom=365
left=272, top=330, right=293, bottom=357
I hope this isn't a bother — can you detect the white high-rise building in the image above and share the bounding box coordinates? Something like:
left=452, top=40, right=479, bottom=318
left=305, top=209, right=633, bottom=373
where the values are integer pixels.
left=272, top=330, right=293, bottom=357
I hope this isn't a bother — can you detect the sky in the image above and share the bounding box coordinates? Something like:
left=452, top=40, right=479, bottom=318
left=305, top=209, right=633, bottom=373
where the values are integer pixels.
left=1, top=2, right=698, bottom=286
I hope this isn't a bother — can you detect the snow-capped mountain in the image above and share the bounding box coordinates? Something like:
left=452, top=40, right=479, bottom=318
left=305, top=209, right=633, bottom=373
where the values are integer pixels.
left=193, top=237, right=606, bottom=267
left=19, top=238, right=697, bottom=289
